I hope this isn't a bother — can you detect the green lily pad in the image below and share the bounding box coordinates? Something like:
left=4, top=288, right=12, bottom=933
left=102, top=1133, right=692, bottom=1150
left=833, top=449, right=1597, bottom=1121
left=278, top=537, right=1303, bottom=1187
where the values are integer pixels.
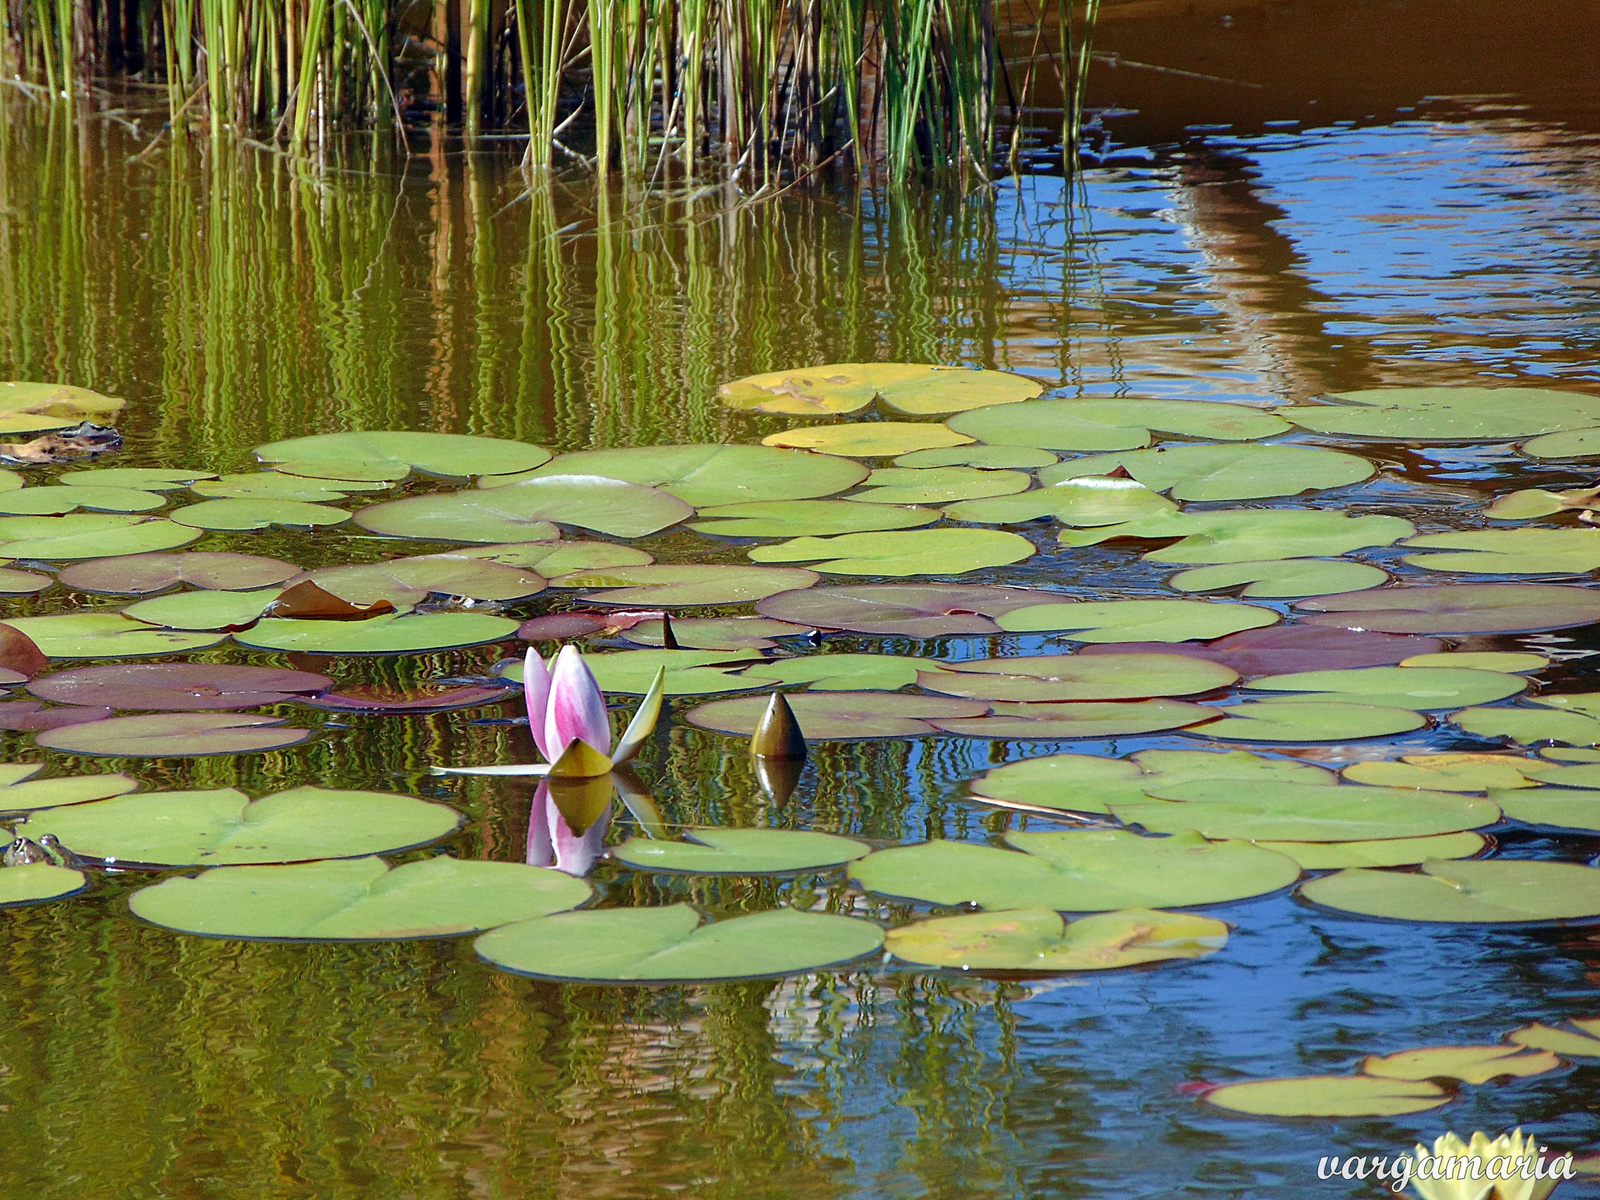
left=20, top=786, right=461, bottom=866
left=1363, top=1044, right=1563, bottom=1084
left=1300, top=859, right=1600, bottom=922
left=946, top=475, right=1178, bottom=527
left=0, top=566, right=51, bottom=595
left=233, top=612, right=518, bottom=655
left=558, top=563, right=819, bottom=606
left=929, top=699, right=1220, bottom=739
left=296, top=554, right=548, bottom=605
left=0, top=381, right=125, bottom=432
left=355, top=477, right=685, bottom=541
left=1195, top=701, right=1427, bottom=742
left=1522, top=428, right=1600, bottom=459
left=36, top=712, right=312, bottom=756
left=1287, top=386, right=1600, bottom=441
left=615, top=616, right=812, bottom=650
left=686, top=691, right=987, bottom=738
left=488, top=444, right=868, bottom=507
left=718, top=363, right=942, bottom=414
left=1169, top=560, right=1388, bottom=599
left=1401, top=651, right=1549, bottom=672
left=969, top=748, right=1334, bottom=815
left=129, top=856, right=592, bottom=940
left=0, top=485, right=164, bottom=515
left=762, top=422, right=974, bottom=457
left=448, top=540, right=654, bottom=575
left=1506, top=1021, right=1600, bottom=1057
left=850, top=466, right=1032, bottom=505
left=895, top=445, right=1060, bottom=469
left=1403, top=528, right=1600, bottom=575
left=1515, top=763, right=1600, bottom=789
left=852, top=829, right=1301, bottom=911
left=254, top=431, right=552, bottom=480
left=612, top=829, right=871, bottom=874
left=1452, top=707, right=1600, bottom=746
left=691, top=500, right=940, bottom=538
left=1296, top=583, right=1600, bottom=635
left=749, top=528, right=1035, bottom=576
left=122, top=589, right=281, bottom=631
left=1202, top=1076, right=1448, bottom=1118
left=1040, top=443, right=1375, bottom=502
left=997, top=599, right=1279, bottom=642
left=923, top=653, right=1237, bottom=702
left=1495, top=788, right=1600, bottom=832
left=948, top=398, right=1289, bottom=451
left=877, top=369, right=1045, bottom=415
left=0, top=514, right=200, bottom=560
left=475, top=904, right=885, bottom=982
left=756, top=583, right=1041, bottom=636
left=0, top=764, right=138, bottom=811
left=0, top=863, right=87, bottom=906
left=58, top=551, right=302, bottom=595
left=740, top=653, right=934, bottom=691
left=0, top=612, right=227, bottom=658
left=1260, top=833, right=1487, bottom=870
left=503, top=648, right=760, bottom=696
left=1246, top=666, right=1526, bottom=710
left=1485, top=484, right=1600, bottom=520
left=59, top=468, right=217, bottom=490
left=1064, top=510, right=1416, bottom=565
left=884, top=906, right=1229, bottom=971
left=1343, top=753, right=1557, bottom=791
left=169, top=498, right=350, bottom=532
left=190, top=473, right=388, bottom=501
left=1122, top=780, right=1498, bottom=842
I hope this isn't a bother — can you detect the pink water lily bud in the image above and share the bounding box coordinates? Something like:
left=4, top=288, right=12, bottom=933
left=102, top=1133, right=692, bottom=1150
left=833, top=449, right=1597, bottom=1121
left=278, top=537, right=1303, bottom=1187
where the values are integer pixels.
left=522, top=646, right=554, bottom=760
left=545, top=645, right=611, bottom=759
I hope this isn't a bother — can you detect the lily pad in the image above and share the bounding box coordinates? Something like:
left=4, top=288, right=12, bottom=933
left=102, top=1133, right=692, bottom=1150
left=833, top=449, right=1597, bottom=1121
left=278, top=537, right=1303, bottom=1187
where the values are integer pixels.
left=170, top=499, right=349, bottom=532
left=895, top=446, right=1060, bottom=469
left=1121, top=780, right=1498, bottom=842
left=28, top=664, right=331, bottom=711
left=616, top=617, right=812, bottom=650
left=1194, top=702, right=1427, bottom=742
left=877, top=369, right=1046, bottom=415
left=503, top=648, right=760, bottom=696
left=1486, top=484, right=1600, bottom=520
left=129, top=856, right=591, bottom=940
left=1246, top=666, right=1526, bottom=710
left=997, top=599, right=1279, bottom=642
left=1286, top=386, right=1600, bottom=441
left=1300, top=859, right=1600, bottom=922
left=1506, top=1021, right=1600, bottom=1058
left=1343, top=754, right=1557, bottom=792
left=852, top=829, right=1301, bottom=911
left=756, top=583, right=1042, bottom=636
left=718, top=363, right=940, bottom=414
left=190, top=473, right=388, bottom=501
left=0, top=613, right=227, bottom=658
left=58, top=551, right=301, bottom=595
left=929, top=699, right=1219, bottom=739
left=0, top=765, right=139, bottom=811
left=923, top=653, right=1237, bottom=702
left=849, top=466, right=1032, bottom=505
left=945, top=475, right=1177, bottom=527
left=1261, top=833, right=1488, bottom=870
left=0, top=566, right=52, bottom=595
left=59, top=467, right=216, bottom=490
left=612, top=829, right=871, bottom=874
left=1078, top=625, right=1443, bottom=676
left=560, top=563, right=820, bottom=606
left=300, top=684, right=513, bottom=713
left=1295, top=584, right=1600, bottom=635
left=691, top=500, right=939, bottom=538
left=1361, top=1044, right=1561, bottom=1084
left=1169, top=560, right=1388, bottom=600
left=1064, top=510, right=1416, bottom=565
left=1522, top=428, right=1600, bottom=459
left=1452, top=707, right=1600, bottom=747
left=294, top=554, right=548, bottom=605
left=884, top=906, right=1229, bottom=971
left=488, top=445, right=868, bottom=507
left=740, top=653, right=934, bottom=691
left=0, top=863, right=87, bottom=906
left=20, top=786, right=461, bottom=865
left=686, top=691, right=987, bottom=739
left=36, top=712, right=312, bottom=756
left=1202, top=1076, right=1448, bottom=1118
left=0, top=381, right=125, bottom=432
left=475, top=904, right=885, bottom=982
left=233, top=612, right=518, bottom=655
left=948, top=398, right=1289, bottom=451
left=1403, top=652, right=1550, bottom=673
left=1403, top=528, right=1600, bottom=575
left=0, top=514, right=200, bottom=559
left=748, top=528, right=1035, bottom=576
left=255, top=431, right=552, bottom=480
left=354, top=477, right=684, bottom=541
left=0, top=701, right=111, bottom=730
left=762, top=422, right=974, bottom=457
left=122, top=588, right=282, bottom=631
left=1040, top=443, right=1375, bottom=502
left=448, top=540, right=654, bottom=575
left=0, top=485, right=164, bottom=515
left=1496, top=788, right=1600, bottom=833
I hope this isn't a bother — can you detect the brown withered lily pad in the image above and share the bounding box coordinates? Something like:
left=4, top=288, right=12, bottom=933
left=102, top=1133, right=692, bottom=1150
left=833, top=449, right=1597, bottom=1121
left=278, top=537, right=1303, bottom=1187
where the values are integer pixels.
left=0, top=700, right=112, bottom=730
left=1078, top=625, right=1444, bottom=677
left=756, top=584, right=1043, bottom=637
left=263, top=580, right=397, bottom=620
left=28, top=664, right=332, bottom=711
left=0, top=622, right=48, bottom=683
left=58, top=551, right=302, bottom=596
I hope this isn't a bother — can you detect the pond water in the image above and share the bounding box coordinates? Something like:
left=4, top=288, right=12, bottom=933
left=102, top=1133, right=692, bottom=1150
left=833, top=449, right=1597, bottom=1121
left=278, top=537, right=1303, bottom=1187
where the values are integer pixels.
left=4, top=2, right=1600, bottom=1196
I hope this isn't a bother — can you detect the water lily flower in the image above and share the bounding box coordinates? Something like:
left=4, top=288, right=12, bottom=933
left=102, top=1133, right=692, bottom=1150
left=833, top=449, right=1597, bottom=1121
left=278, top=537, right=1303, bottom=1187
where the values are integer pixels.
left=1408, top=1129, right=1573, bottom=1200
left=433, top=645, right=664, bottom=780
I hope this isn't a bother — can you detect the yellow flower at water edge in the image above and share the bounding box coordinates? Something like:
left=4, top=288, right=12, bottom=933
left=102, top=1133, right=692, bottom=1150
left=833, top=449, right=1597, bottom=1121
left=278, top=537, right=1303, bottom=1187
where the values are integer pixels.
left=1409, top=1129, right=1573, bottom=1200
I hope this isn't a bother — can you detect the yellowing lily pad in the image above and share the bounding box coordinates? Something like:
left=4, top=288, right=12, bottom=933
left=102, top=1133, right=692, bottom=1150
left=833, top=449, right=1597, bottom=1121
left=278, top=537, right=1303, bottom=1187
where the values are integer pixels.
left=1343, top=754, right=1556, bottom=792
left=762, top=422, right=974, bottom=457
left=1245, top=666, right=1526, bottom=710
left=129, top=856, right=591, bottom=940
left=1506, top=1022, right=1600, bottom=1058
left=1360, top=1044, right=1561, bottom=1084
left=1287, top=386, right=1600, bottom=442
left=997, top=599, right=1278, bottom=642
left=948, top=398, right=1288, bottom=451
left=1169, top=560, right=1388, bottom=599
left=0, top=514, right=201, bottom=560
left=877, top=369, right=1045, bottom=415
left=0, top=381, right=125, bottom=432
left=612, top=829, right=871, bottom=873
left=717, top=363, right=947, bottom=415
left=691, top=500, right=939, bottom=538
left=1300, top=859, right=1600, bottom=922
left=686, top=691, right=987, bottom=739
left=749, top=528, right=1035, bottom=576
left=233, top=612, right=518, bottom=655
left=884, top=906, right=1229, bottom=972
left=1260, top=833, right=1487, bottom=870
left=354, top=476, right=686, bottom=540
left=1202, top=1076, right=1448, bottom=1118
left=0, top=612, right=227, bottom=658
left=1194, top=701, right=1427, bottom=742
left=475, top=904, right=885, bottom=982
left=0, top=863, right=87, bottom=905
left=559, top=563, right=820, bottom=606
left=1297, top=583, right=1600, bottom=635
left=254, top=431, right=552, bottom=480
left=1040, top=443, right=1374, bottom=502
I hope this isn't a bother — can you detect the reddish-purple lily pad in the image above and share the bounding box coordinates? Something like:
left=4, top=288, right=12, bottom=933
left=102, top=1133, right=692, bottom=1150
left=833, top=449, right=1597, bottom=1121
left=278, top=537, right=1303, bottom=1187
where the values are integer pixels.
left=0, top=700, right=112, bottom=730
left=36, top=713, right=313, bottom=757
left=756, top=584, right=1044, bottom=637
left=0, top=622, right=48, bottom=682
left=27, top=664, right=333, bottom=711
left=686, top=692, right=988, bottom=739
left=299, top=684, right=514, bottom=713
left=1078, top=625, right=1444, bottom=677
left=1295, top=584, right=1600, bottom=635
left=58, top=551, right=302, bottom=596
